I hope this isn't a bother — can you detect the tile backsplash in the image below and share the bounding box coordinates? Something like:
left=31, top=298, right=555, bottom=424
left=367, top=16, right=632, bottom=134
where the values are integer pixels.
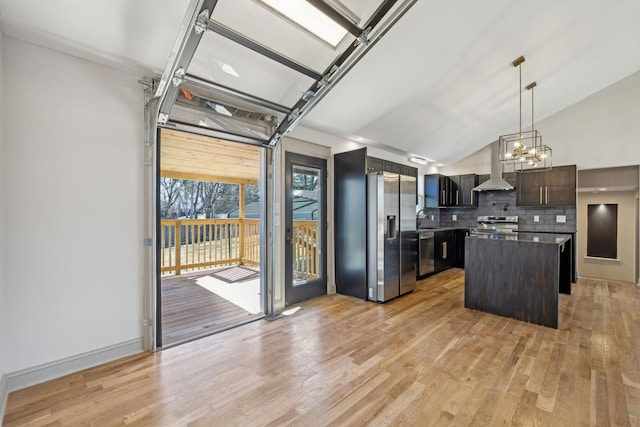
left=417, top=190, right=576, bottom=232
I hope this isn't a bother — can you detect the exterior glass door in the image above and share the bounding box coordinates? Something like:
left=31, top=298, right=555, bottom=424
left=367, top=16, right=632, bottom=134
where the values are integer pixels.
left=284, top=152, right=327, bottom=305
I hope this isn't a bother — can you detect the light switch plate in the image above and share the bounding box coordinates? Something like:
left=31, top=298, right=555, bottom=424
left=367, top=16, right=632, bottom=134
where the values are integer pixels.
left=452, top=214, right=457, bottom=221
left=556, top=215, right=566, bottom=223
left=533, top=215, right=540, bottom=222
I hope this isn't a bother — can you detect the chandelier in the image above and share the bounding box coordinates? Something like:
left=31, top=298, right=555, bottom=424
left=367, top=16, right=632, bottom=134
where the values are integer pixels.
left=499, top=56, right=552, bottom=171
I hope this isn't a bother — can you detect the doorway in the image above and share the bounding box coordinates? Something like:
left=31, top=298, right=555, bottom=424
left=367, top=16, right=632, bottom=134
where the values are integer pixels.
left=156, top=129, right=266, bottom=347
left=284, top=152, right=327, bottom=306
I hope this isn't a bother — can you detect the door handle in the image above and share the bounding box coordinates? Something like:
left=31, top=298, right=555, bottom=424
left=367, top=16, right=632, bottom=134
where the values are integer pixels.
left=539, top=186, right=543, bottom=205
left=442, top=242, right=447, bottom=259
left=456, top=191, right=459, bottom=205
left=471, top=190, right=474, bottom=205
left=387, top=215, right=397, bottom=240
left=545, top=186, right=548, bottom=204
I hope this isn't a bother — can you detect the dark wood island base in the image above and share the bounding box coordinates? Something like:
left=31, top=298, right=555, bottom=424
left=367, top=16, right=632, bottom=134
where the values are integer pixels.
left=464, top=233, right=572, bottom=328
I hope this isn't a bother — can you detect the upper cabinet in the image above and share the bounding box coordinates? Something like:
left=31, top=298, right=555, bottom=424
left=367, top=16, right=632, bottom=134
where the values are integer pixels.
left=458, top=174, right=479, bottom=207
left=366, top=156, right=385, bottom=173
left=424, top=174, right=478, bottom=208
left=366, top=156, right=417, bottom=177
left=516, top=165, right=576, bottom=207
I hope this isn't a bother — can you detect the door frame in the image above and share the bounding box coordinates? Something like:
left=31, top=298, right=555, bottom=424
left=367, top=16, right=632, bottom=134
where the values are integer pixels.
left=284, top=152, right=328, bottom=306
left=274, top=139, right=333, bottom=312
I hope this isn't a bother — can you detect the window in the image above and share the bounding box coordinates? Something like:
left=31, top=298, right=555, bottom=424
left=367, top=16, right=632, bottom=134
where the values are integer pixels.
left=256, top=0, right=349, bottom=47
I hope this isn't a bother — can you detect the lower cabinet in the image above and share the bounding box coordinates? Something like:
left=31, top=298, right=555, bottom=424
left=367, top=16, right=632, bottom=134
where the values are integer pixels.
left=453, top=229, right=469, bottom=268
left=433, top=229, right=468, bottom=274
left=434, top=231, right=454, bottom=273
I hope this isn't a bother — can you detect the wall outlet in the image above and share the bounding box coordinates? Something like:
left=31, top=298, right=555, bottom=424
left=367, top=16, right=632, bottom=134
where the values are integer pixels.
left=556, top=215, right=566, bottom=223
left=431, top=215, right=434, bottom=221
left=533, top=215, right=539, bottom=222
left=452, top=214, right=457, bottom=221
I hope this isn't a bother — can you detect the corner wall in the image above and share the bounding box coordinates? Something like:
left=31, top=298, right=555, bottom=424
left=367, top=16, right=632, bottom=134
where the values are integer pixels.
left=0, top=21, right=8, bottom=416
left=3, top=37, right=144, bottom=387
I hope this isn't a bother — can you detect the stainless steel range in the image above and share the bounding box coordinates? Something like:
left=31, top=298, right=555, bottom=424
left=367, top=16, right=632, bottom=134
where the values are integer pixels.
left=470, top=216, right=519, bottom=238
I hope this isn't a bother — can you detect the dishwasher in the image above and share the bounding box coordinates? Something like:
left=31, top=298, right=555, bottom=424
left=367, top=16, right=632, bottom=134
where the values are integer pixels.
left=418, top=231, right=435, bottom=276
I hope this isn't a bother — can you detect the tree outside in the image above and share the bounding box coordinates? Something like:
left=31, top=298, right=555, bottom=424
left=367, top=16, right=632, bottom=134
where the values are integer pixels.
left=160, top=178, right=260, bottom=219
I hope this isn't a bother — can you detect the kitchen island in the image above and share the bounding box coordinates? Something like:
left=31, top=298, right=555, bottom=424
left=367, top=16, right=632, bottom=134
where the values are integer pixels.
left=464, top=233, right=572, bottom=328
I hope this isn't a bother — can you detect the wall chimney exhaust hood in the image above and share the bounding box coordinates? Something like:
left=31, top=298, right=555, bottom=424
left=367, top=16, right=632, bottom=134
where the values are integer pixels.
left=473, top=140, right=514, bottom=191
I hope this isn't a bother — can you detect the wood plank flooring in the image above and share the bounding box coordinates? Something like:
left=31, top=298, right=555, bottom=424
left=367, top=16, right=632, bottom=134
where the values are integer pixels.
left=4, top=269, right=640, bottom=426
left=161, top=270, right=263, bottom=346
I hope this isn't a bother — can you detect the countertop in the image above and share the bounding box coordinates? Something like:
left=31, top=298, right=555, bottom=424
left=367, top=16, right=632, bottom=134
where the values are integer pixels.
left=468, top=232, right=571, bottom=244
left=417, top=227, right=469, bottom=232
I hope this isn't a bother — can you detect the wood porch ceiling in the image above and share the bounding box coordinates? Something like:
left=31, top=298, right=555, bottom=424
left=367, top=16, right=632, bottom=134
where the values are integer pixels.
left=160, top=128, right=260, bottom=185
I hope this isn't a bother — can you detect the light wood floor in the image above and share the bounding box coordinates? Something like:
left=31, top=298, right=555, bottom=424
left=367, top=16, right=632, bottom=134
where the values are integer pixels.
left=161, top=269, right=264, bottom=346
left=4, top=269, right=640, bottom=426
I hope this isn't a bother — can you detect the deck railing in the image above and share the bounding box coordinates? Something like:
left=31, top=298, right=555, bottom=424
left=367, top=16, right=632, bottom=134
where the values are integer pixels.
left=160, top=219, right=318, bottom=277
left=293, top=220, right=319, bottom=280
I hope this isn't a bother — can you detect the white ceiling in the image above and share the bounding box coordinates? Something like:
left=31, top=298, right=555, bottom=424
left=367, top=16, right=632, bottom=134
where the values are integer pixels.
left=1, top=0, right=639, bottom=165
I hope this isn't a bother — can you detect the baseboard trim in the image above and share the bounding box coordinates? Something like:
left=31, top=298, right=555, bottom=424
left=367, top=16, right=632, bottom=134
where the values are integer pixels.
left=6, top=338, right=144, bottom=393
left=0, top=373, right=8, bottom=423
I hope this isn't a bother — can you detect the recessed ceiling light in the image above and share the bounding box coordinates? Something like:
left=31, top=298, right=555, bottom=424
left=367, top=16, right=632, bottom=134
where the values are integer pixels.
left=257, top=0, right=348, bottom=47
left=409, top=156, right=428, bottom=165
left=598, top=188, right=608, bottom=191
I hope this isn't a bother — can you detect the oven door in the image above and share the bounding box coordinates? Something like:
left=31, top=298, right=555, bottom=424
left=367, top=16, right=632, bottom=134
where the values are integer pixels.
left=418, top=232, right=435, bottom=276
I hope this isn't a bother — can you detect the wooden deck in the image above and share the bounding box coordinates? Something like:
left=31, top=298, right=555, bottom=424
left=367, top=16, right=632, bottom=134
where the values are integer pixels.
left=5, top=269, right=640, bottom=425
left=161, top=268, right=264, bottom=346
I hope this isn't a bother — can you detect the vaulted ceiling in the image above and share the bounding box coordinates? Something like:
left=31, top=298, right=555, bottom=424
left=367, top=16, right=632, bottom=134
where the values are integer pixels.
left=1, top=0, right=639, bottom=166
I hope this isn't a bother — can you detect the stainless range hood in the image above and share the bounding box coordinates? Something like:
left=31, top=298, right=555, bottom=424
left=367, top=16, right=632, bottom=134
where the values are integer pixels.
left=473, top=140, right=514, bottom=191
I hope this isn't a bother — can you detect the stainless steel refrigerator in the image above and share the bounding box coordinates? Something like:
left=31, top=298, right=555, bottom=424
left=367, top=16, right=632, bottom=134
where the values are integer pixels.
left=366, top=172, right=417, bottom=302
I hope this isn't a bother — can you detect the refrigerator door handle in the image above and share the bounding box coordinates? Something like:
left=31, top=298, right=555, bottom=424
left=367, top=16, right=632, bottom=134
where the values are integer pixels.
left=386, top=215, right=397, bottom=240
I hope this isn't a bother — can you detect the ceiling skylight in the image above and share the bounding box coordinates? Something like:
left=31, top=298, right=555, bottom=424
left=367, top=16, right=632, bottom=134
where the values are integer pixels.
left=257, top=0, right=349, bottom=47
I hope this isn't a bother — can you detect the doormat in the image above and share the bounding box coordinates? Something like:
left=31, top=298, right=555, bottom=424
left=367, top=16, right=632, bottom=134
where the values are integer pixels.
left=210, top=266, right=260, bottom=283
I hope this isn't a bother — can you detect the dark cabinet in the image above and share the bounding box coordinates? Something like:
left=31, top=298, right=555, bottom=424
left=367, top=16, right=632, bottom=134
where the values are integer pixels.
left=453, top=229, right=469, bottom=268
left=547, top=166, right=577, bottom=206
left=366, top=156, right=384, bottom=173
left=424, top=173, right=478, bottom=207
left=448, top=175, right=461, bottom=206
left=366, top=156, right=418, bottom=177
left=335, top=149, right=368, bottom=299
left=425, top=174, right=450, bottom=207
left=459, top=174, right=478, bottom=207
left=384, top=161, right=402, bottom=174
left=401, top=165, right=418, bottom=177
left=434, top=230, right=454, bottom=272
left=516, top=165, right=576, bottom=206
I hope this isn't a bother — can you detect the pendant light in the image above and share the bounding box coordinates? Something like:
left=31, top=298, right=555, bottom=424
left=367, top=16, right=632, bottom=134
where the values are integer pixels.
left=499, top=56, right=552, bottom=171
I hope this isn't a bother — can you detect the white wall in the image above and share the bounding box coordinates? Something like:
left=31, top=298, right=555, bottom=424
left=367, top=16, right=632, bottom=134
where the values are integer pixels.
left=0, top=21, right=8, bottom=403
left=4, top=38, right=144, bottom=375
left=442, top=70, right=640, bottom=174
left=539, top=70, right=640, bottom=170
left=577, top=191, right=637, bottom=283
